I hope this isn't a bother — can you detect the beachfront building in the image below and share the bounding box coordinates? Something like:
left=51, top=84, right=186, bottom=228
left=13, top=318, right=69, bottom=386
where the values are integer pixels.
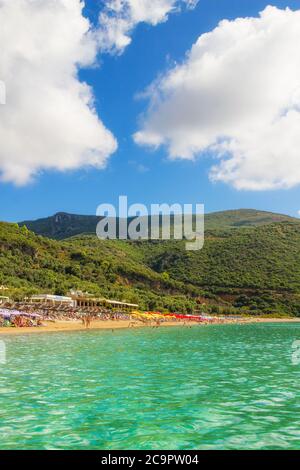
left=72, top=295, right=107, bottom=308
left=27, top=294, right=75, bottom=307
left=73, top=296, right=138, bottom=311
left=23, top=291, right=138, bottom=313
left=69, top=291, right=138, bottom=311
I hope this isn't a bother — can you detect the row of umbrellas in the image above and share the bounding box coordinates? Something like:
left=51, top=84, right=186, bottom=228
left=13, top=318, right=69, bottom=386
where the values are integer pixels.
left=0, top=308, right=42, bottom=319
left=131, top=311, right=205, bottom=322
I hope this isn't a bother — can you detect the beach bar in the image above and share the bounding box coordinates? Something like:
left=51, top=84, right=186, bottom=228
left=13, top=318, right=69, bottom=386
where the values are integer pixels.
left=72, top=295, right=107, bottom=308
left=27, top=294, right=75, bottom=307
left=71, top=294, right=138, bottom=311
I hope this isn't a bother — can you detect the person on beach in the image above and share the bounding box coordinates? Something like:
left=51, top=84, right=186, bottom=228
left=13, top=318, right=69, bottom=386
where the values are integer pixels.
left=86, top=314, right=92, bottom=328
left=81, top=312, right=91, bottom=328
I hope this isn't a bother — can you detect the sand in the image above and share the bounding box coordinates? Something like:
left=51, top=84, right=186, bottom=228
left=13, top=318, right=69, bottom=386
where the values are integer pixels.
left=0, top=317, right=299, bottom=336
left=0, top=319, right=199, bottom=335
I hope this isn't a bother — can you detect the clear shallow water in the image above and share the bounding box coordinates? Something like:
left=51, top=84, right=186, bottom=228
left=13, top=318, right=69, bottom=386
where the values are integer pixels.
left=0, top=323, right=300, bottom=450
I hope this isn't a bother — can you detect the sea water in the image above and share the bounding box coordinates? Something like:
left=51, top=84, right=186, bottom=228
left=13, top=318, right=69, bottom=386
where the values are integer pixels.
left=0, top=323, right=300, bottom=450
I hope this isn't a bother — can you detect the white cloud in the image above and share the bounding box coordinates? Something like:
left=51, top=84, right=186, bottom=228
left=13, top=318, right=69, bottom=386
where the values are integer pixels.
left=134, top=6, right=300, bottom=191
left=0, top=0, right=199, bottom=185
left=97, top=0, right=198, bottom=54
left=0, top=0, right=117, bottom=185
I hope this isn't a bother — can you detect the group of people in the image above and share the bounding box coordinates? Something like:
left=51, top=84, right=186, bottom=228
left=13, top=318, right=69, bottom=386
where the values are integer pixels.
left=0, top=310, right=43, bottom=328
left=1, top=301, right=219, bottom=330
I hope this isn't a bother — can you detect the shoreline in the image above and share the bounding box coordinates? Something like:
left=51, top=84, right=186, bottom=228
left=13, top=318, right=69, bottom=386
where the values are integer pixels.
left=0, top=320, right=195, bottom=336
left=0, top=317, right=300, bottom=336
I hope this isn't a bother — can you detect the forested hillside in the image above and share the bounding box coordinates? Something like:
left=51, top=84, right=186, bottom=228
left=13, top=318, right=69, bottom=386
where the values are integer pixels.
left=1, top=219, right=300, bottom=316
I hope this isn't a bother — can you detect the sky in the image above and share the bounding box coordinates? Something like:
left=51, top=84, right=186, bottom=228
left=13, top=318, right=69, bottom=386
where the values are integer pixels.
left=1, top=0, right=300, bottom=222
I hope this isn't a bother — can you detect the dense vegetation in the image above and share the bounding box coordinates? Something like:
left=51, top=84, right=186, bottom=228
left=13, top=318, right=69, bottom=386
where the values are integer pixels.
left=1, top=214, right=300, bottom=317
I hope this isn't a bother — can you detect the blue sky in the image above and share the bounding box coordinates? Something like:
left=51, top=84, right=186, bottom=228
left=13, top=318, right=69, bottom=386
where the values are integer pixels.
left=1, top=0, right=300, bottom=222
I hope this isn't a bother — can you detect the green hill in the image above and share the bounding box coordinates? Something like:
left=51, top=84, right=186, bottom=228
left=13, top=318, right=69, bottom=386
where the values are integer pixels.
left=1, top=219, right=300, bottom=316
left=205, top=209, right=297, bottom=230
left=19, top=209, right=297, bottom=239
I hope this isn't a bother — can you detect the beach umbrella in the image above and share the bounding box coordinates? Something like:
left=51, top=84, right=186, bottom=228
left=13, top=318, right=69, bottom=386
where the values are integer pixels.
left=19, top=312, right=42, bottom=319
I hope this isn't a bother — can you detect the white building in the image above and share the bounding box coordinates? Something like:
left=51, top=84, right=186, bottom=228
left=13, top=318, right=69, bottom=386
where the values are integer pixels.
left=28, top=294, right=75, bottom=307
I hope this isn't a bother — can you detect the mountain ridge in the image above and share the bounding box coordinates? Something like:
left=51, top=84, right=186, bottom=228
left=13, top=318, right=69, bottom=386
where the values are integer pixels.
left=18, top=209, right=299, bottom=240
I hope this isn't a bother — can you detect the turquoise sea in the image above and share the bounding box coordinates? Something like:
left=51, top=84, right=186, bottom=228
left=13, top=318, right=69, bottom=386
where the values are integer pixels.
left=0, top=323, right=300, bottom=450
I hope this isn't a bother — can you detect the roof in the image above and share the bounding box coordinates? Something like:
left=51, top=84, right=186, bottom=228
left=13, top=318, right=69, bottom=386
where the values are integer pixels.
left=71, top=296, right=138, bottom=307
left=30, top=294, right=73, bottom=302
left=72, top=296, right=106, bottom=302
left=105, top=300, right=139, bottom=307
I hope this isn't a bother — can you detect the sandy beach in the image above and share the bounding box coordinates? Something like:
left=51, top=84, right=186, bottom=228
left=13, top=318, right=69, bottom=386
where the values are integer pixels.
left=0, top=319, right=197, bottom=335
left=0, top=317, right=299, bottom=335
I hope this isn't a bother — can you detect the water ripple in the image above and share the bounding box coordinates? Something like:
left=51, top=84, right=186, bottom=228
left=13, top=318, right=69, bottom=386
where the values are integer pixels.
left=0, top=323, right=300, bottom=450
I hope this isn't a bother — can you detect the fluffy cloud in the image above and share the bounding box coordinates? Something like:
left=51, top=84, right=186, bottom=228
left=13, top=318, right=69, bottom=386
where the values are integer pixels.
left=97, top=0, right=198, bottom=54
left=134, top=6, right=300, bottom=190
left=0, top=0, right=199, bottom=185
left=0, top=0, right=117, bottom=185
